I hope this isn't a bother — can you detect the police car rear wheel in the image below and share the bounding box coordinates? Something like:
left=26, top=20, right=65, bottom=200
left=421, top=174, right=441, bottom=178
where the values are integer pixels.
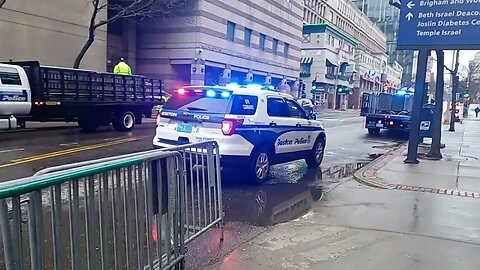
left=250, top=150, right=270, bottom=184
left=306, top=140, right=324, bottom=168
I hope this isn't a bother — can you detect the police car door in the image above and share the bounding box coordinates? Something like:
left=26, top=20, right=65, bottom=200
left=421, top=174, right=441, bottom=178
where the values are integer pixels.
left=267, top=97, right=311, bottom=155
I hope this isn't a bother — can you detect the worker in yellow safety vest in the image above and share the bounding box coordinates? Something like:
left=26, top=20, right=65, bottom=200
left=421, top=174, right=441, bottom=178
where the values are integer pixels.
left=113, top=58, right=132, bottom=75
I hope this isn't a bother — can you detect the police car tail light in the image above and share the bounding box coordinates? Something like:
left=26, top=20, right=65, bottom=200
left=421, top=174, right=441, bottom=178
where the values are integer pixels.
left=176, top=88, right=186, bottom=95
left=221, top=119, right=244, bottom=136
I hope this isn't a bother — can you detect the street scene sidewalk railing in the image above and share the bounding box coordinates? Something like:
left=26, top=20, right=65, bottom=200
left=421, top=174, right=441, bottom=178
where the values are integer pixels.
left=0, top=141, right=224, bottom=269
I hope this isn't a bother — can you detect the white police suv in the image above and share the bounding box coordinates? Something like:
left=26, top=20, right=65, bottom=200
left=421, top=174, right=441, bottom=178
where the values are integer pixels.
left=153, top=84, right=326, bottom=184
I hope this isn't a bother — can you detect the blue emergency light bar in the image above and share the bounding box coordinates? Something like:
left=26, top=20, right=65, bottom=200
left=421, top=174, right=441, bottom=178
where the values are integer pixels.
left=225, top=83, right=277, bottom=91
left=175, top=87, right=232, bottom=98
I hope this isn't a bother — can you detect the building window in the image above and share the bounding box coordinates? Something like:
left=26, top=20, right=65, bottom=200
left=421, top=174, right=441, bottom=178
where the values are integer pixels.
left=227, top=21, right=236, bottom=42
left=259, top=33, right=266, bottom=50
left=284, top=43, right=289, bottom=57
left=272, top=38, right=278, bottom=54
left=329, top=11, right=334, bottom=21
left=300, top=63, right=311, bottom=77
left=327, top=66, right=335, bottom=76
left=244, top=28, right=252, bottom=46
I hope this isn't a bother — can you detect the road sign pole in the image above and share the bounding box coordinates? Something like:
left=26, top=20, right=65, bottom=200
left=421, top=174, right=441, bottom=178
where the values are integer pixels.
left=404, top=49, right=430, bottom=164
left=427, top=50, right=445, bottom=159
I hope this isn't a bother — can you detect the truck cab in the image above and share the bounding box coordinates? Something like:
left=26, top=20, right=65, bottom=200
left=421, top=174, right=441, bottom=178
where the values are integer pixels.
left=0, top=64, right=32, bottom=128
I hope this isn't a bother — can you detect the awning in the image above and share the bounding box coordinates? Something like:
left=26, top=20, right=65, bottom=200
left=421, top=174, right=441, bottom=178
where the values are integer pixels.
left=301, top=57, right=313, bottom=64
left=326, top=59, right=338, bottom=67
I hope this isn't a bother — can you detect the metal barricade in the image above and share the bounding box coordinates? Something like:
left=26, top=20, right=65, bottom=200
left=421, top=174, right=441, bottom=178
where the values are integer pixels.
left=0, top=151, right=185, bottom=270
left=35, top=141, right=225, bottom=245
left=162, top=142, right=224, bottom=244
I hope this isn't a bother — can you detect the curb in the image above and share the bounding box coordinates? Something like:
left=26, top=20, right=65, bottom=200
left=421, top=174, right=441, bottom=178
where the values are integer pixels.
left=353, top=145, right=401, bottom=190
left=353, top=144, right=480, bottom=199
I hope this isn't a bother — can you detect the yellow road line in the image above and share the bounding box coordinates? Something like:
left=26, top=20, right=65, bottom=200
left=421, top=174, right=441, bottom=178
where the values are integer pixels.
left=0, top=136, right=150, bottom=169
left=12, top=137, right=138, bottom=162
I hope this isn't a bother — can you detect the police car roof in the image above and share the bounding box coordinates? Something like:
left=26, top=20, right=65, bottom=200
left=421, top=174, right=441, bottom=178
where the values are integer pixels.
left=183, top=85, right=293, bottom=98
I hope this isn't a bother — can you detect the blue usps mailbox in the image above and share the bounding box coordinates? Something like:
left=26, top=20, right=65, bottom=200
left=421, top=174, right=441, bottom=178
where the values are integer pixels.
left=397, top=0, right=480, bottom=50
left=419, top=104, right=435, bottom=139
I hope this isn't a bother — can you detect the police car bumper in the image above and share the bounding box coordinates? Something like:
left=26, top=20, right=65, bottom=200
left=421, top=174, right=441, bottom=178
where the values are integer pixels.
left=152, top=134, right=254, bottom=157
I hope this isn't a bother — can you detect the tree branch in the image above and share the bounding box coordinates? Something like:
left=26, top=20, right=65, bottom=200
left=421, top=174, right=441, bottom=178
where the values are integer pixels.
left=75, top=0, right=189, bottom=68
left=444, top=65, right=453, bottom=73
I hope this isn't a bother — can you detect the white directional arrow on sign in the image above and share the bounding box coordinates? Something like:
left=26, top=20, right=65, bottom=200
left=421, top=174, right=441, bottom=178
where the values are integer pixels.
left=406, top=12, right=414, bottom=21
left=407, top=1, right=415, bottom=9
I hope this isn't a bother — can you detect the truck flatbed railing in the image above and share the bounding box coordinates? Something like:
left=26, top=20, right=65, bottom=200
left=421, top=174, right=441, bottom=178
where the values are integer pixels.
left=5, top=61, right=163, bottom=104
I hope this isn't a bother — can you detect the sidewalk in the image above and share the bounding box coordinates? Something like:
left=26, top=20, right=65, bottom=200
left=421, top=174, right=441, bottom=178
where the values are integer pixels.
left=204, top=118, right=480, bottom=270
left=355, top=118, right=480, bottom=197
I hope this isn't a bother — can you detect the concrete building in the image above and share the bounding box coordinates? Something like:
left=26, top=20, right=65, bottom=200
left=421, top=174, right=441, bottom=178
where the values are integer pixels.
left=301, top=24, right=357, bottom=110
left=351, top=0, right=415, bottom=85
left=302, top=0, right=403, bottom=109
left=132, top=0, right=303, bottom=93
left=0, top=0, right=107, bottom=71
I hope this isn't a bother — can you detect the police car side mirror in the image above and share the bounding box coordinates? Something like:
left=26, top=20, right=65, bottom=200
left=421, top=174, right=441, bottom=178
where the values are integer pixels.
left=308, top=113, right=316, bottom=120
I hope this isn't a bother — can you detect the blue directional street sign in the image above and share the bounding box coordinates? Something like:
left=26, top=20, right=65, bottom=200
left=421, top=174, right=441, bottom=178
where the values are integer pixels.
left=397, top=0, right=480, bottom=50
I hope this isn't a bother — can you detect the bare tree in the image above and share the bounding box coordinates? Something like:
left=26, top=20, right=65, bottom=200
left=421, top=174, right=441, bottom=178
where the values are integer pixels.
left=444, top=50, right=460, bottom=131
left=74, top=0, right=188, bottom=69
left=458, top=61, right=480, bottom=99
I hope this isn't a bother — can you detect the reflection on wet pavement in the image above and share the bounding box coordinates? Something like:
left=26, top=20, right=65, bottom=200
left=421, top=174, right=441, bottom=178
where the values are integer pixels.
left=222, top=161, right=370, bottom=227
left=223, top=182, right=323, bottom=227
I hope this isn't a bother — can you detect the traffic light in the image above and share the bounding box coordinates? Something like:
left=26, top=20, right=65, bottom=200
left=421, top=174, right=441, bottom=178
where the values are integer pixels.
left=299, top=80, right=305, bottom=94
left=463, top=89, right=470, bottom=98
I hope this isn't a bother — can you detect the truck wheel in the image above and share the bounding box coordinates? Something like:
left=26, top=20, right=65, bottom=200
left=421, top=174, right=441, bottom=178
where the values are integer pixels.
left=113, top=111, right=135, bottom=131
left=78, top=118, right=99, bottom=132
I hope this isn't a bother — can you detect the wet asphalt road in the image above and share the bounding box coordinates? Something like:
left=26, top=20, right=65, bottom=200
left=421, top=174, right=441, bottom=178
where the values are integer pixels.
left=0, top=112, right=407, bottom=269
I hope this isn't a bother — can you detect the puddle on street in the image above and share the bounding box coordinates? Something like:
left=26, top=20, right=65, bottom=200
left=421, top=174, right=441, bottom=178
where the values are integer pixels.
left=222, top=161, right=371, bottom=227
left=321, top=162, right=369, bottom=179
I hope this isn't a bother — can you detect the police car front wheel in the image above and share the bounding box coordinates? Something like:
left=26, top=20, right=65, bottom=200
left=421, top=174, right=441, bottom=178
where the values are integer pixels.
left=306, top=140, right=325, bottom=168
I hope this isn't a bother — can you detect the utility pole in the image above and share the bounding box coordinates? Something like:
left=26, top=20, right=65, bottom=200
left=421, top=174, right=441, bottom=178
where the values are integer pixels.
left=427, top=50, right=445, bottom=159
left=405, top=49, right=430, bottom=164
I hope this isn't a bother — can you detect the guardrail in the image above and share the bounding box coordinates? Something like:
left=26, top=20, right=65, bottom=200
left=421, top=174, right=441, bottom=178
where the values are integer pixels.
left=0, top=150, right=185, bottom=270
left=35, top=141, right=225, bottom=244
left=163, top=142, right=224, bottom=244
left=1, top=141, right=224, bottom=269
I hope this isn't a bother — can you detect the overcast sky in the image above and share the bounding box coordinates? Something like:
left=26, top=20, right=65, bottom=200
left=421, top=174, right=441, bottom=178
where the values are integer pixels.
left=430, top=50, right=479, bottom=77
